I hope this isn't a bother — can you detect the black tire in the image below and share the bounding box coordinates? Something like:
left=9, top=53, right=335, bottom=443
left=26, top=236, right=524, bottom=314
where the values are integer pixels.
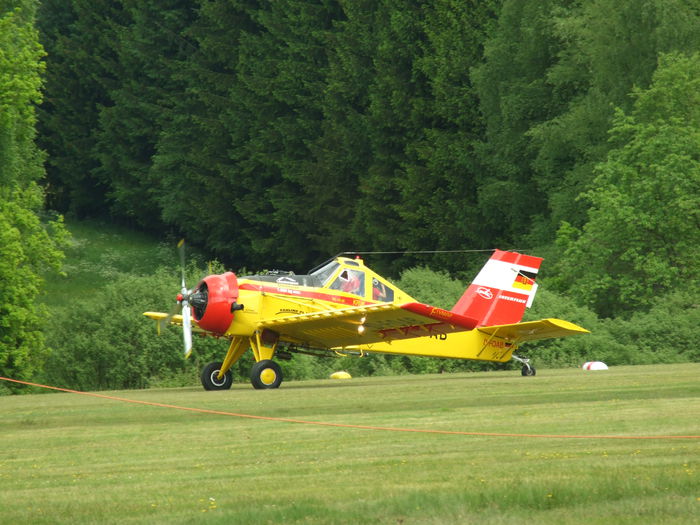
left=201, top=362, right=233, bottom=390
left=521, top=365, right=536, bottom=377
left=250, top=360, right=283, bottom=389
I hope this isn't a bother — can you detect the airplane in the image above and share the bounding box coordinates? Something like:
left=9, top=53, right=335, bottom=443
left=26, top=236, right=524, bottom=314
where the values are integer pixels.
left=144, top=246, right=589, bottom=390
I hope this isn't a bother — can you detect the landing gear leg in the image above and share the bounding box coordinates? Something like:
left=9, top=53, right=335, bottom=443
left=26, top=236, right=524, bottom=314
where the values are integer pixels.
left=513, top=354, right=536, bottom=376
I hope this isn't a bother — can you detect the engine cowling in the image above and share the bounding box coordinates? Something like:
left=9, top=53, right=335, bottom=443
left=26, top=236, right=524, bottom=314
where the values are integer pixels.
left=190, top=272, right=239, bottom=335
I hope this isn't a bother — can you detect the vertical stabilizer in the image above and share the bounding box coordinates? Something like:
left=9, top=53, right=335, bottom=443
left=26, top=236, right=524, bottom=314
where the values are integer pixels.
left=451, top=250, right=542, bottom=327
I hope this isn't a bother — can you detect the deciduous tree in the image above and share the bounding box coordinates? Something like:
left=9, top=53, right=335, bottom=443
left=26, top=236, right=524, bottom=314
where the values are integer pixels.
left=0, top=1, right=66, bottom=387
left=554, top=52, right=700, bottom=317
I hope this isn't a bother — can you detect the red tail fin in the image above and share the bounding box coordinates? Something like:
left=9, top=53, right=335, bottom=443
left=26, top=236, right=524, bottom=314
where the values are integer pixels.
left=451, top=250, right=542, bottom=327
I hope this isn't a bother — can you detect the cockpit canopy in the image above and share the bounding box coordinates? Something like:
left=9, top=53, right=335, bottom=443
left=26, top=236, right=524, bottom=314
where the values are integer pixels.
left=310, top=257, right=397, bottom=302
left=242, top=257, right=402, bottom=303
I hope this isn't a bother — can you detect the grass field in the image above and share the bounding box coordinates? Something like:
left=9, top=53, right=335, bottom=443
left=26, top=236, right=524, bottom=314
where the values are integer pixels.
left=2, top=364, right=699, bottom=524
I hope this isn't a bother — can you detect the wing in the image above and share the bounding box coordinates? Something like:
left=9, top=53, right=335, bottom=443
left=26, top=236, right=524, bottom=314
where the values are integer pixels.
left=259, top=302, right=480, bottom=349
left=477, top=318, right=589, bottom=343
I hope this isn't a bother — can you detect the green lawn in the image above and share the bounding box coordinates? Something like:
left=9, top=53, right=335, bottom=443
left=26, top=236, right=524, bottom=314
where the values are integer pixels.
left=2, top=364, right=698, bottom=524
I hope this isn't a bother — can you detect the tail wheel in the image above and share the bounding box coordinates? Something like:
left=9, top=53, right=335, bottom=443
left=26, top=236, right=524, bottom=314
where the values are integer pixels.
left=250, top=360, right=283, bottom=389
left=201, top=362, right=233, bottom=390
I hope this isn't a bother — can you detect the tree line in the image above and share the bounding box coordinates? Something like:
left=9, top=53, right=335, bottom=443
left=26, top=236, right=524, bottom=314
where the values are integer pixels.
left=35, top=0, right=699, bottom=310
left=1, top=0, right=699, bottom=389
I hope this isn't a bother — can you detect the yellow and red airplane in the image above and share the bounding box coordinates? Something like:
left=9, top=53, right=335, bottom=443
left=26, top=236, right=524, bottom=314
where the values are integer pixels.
left=144, top=248, right=588, bottom=390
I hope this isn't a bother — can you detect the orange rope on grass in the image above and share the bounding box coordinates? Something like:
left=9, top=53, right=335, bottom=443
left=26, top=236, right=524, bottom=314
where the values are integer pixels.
left=2, top=376, right=699, bottom=441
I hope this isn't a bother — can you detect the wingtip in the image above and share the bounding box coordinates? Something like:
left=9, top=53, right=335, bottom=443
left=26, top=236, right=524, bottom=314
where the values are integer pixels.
left=546, top=318, right=590, bottom=334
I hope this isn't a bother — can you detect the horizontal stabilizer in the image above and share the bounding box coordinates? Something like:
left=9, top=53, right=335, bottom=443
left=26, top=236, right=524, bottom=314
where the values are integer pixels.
left=477, top=318, right=589, bottom=343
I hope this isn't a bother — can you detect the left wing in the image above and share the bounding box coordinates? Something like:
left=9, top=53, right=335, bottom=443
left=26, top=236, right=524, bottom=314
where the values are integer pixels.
left=259, top=302, right=480, bottom=349
left=143, top=312, right=207, bottom=334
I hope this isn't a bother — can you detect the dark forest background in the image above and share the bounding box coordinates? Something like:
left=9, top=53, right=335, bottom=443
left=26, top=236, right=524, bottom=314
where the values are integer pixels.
left=2, top=0, right=699, bottom=389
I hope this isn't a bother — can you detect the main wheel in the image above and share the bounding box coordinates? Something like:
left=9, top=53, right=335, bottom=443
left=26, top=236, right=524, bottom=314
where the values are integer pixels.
left=250, top=360, right=283, bottom=389
left=521, top=365, right=536, bottom=377
left=201, top=362, right=233, bottom=390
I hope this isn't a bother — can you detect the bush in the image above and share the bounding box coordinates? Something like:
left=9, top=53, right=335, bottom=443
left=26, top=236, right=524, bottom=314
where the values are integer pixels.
left=606, top=288, right=700, bottom=364
left=42, top=267, right=226, bottom=390
left=393, top=266, right=466, bottom=308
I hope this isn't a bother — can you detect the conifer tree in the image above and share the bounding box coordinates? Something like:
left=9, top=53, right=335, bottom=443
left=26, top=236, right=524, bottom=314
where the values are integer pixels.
left=37, top=0, right=123, bottom=218
left=94, top=0, right=198, bottom=228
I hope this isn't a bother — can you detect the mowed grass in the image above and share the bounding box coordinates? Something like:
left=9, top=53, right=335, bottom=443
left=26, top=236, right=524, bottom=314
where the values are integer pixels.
left=2, top=364, right=699, bottom=524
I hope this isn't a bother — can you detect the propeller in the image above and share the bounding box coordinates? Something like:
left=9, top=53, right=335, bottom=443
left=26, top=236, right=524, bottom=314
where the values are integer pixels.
left=165, top=239, right=238, bottom=354
left=177, top=239, right=193, bottom=358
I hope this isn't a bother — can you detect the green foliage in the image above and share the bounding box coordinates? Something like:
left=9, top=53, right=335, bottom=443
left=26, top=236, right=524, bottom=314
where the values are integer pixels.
left=224, top=0, right=345, bottom=268
left=43, top=267, right=223, bottom=390
left=93, top=1, right=197, bottom=227
left=0, top=2, right=44, bottom=182
left=606, top=288, right=700, bottom=364
left=554, top=52, right=700, bottom=317
left=394, top=1, right=498, bottom=263
left=36, top=0, right=116, bottom=216
left=474, top=0, right=700, bottom=246
left=150, top=0, right=247, bottom=263
left=28, top=1, right=700, bottom=384
left=0, top=1, right=66, bottom=388
left=36, top=0, right=700, bottom=275
left=471, top=0, right=563, bottom=243
left=529, top=0, right=700, bottom=237
left=394, top=265, right=465, bottom=308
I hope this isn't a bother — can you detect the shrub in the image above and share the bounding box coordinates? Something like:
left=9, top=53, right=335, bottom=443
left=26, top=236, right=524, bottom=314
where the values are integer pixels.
left=607, top=288, right=700, bottom=364
left=42, top=267, right=225, bottom=390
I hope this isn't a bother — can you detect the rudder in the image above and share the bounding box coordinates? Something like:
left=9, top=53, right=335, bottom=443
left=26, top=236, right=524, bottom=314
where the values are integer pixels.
left=451, top=250, right=542, bottom=327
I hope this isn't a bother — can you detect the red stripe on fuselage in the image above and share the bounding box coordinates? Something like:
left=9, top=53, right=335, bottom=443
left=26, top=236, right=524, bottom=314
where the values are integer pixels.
left=400, top=302, right=480, bottom=330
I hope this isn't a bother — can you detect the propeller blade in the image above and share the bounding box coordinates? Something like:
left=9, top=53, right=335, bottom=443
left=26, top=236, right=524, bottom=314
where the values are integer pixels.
left=158, top=301, right=183, bottom=335
left=182, top=301, right=193, bottom=358
left=176, top=239, right=195, bottom=358
left=177, top=238, right=186, bottom=291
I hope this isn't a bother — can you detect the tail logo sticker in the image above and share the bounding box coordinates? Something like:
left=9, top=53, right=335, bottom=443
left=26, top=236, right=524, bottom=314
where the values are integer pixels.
left=477, top=287, right=494, bottom=300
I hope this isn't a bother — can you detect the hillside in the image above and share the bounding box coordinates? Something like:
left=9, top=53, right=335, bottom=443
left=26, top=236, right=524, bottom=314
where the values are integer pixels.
left=42, top=220, right=178, bottom=308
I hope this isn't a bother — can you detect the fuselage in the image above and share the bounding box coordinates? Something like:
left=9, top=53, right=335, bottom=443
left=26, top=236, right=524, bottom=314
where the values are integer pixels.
left=223, top=257, right=515, bottom=363
left=225, top=256, right=413, bottom=338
